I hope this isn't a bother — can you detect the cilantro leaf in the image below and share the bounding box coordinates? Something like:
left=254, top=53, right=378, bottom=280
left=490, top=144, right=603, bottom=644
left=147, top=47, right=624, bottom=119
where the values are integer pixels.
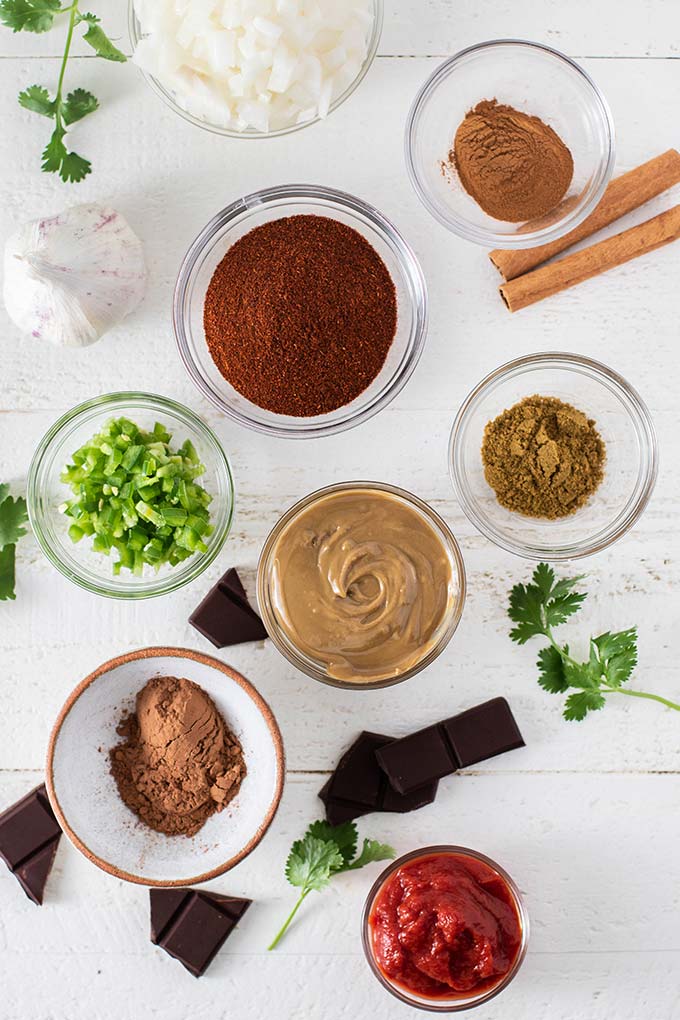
left=270, top=819, right=395, bottom=949
left=563, top=690, right=606, bottom=721
left=537, top=645, right=569, bottom=693
left=18, top=83, right=55, bottom=116
left=285, top=835, right=343, bottom=893
left=306, top=820, right=357, bottom=866
left=0, top=484, right=9, bottom=506
left=77, top=13, right=126, bottom=61
left=509, top=564, right=679, bottom=721
left=344, top=838, right=395, bottom=871
left=0, top=492, right=28, bottom=547
left=592, top=629, right=638, bottom=688
left=61, top=87, right=97, bottom=125
left=0, top=544, right=17, bottom=601
left=0, top=0, right=61, bottom=33
left=41, top=125, right=91, bottom=182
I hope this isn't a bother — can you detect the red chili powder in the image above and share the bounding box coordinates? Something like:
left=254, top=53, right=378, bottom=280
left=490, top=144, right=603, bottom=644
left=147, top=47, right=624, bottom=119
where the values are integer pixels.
left=203, top=214, right=398, bottom=417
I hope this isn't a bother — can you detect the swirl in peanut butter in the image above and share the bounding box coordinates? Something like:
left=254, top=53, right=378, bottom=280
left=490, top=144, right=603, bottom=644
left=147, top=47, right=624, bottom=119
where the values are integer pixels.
left=269, top=489, right=455, bottom=682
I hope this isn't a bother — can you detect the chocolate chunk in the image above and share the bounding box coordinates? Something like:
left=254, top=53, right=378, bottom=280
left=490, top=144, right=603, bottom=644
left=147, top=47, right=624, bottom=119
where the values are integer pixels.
left=189, top=567, right=267, bottom=648
left=376, top=725, right=453, bottom=795
left=381, top=778, right=439, bottom=814
left=442, top=697, right=525, bottom=768
left=376, top=699, right=525, bottom=795
left=16, top=838, right=60, bottom=906
left=319, top=731, right=438, bottom=824
left=150, top=889, right=251, bottom=977
left=0, top=784, right=61, bottom=905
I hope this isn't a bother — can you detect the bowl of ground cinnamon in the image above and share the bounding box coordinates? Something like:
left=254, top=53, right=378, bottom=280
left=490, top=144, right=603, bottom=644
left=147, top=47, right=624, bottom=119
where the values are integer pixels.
left=449, top=353, right=657, bottom=560
left=405, top=40, right=615, bottom=248
left=174, top=184, right=428, bottom=438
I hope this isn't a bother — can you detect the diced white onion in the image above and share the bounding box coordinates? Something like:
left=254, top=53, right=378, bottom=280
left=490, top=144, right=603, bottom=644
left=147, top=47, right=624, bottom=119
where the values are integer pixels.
left=133, top=0, right=373, bottom=133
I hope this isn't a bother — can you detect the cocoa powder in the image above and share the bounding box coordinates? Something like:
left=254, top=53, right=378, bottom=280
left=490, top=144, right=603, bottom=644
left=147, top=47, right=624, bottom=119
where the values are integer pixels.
left=450, top=99, right=574, bottom=223
left=203, top=214, right=398, bottom=417
left=109, top=676, right=246, bottom=838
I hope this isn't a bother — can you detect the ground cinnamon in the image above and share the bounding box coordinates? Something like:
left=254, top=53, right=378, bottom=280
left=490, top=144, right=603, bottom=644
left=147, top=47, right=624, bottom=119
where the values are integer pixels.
left=204, top=215, right=397, bottom=417
left=481, top=395, right=605, bottom=519
left=451, top=99, right=574, bottom=223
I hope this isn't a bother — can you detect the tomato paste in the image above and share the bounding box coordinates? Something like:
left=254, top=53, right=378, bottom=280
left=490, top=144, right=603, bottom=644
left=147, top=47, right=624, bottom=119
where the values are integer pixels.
left=369, top=851, right=522, bottom=999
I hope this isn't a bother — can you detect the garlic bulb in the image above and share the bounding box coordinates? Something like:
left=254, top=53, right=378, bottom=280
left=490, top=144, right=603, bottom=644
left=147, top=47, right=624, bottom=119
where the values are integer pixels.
left=3, top=204, right=147, bottom=348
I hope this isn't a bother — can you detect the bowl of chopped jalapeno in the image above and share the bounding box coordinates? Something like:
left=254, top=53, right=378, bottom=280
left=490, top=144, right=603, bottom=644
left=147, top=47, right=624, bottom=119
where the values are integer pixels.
left=28, top=392, right=234, bottom=599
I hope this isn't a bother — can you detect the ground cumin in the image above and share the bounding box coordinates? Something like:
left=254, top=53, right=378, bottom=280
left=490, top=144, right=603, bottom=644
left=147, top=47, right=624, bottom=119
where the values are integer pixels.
left=481, top=395, right=605, bottom=519
left=203, top=215, right=397, bottom=417
left=450, top=99, right=574, bottom=222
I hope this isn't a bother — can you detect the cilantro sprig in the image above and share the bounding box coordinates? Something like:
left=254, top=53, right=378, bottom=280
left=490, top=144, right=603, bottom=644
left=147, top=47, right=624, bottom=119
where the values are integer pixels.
left=0, top=484, right=29, bottom=601
left=0, top=0, right=126, bottom=182
left=509, top=563, right=680, bottom=720
left=268, top=819, right=395, bottom=950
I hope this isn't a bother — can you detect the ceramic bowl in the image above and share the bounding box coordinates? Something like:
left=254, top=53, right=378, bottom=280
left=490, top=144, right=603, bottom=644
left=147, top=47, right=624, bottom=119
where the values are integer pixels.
left=46, top=648, right=284, bottom=886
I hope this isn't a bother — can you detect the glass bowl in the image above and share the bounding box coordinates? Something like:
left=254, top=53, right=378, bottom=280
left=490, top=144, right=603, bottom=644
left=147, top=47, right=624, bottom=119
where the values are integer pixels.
left=128, top=0, right=383, bottom=139
left=449, top=353, right=658, bottom=560
left=257, top=481, right=466, bottom=689
left=174, top=184, right=428, bottom=438
left=405, top=39, right=615, bottom=248
left=362, top=846, right=530, bottom=1012
left=28, top=393, right=234, bottom=599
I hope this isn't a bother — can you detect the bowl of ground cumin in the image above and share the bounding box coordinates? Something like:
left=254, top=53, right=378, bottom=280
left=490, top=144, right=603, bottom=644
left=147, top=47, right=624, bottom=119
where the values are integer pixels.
left=405, top=40, right=615, bottom=248
left=449, top=353, right=657, bottom=560
left=174, top=184, right=428, bottom=438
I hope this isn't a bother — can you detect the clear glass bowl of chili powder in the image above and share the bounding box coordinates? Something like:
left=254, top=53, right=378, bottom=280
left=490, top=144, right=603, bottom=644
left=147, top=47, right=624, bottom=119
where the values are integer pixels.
left=405, top=39, right=615, bottom=248
left=173, top=184, right=428, bottom=438
left=449, top=352, right=658, bottom=561
left=362, top=846, right=529, bottom=1011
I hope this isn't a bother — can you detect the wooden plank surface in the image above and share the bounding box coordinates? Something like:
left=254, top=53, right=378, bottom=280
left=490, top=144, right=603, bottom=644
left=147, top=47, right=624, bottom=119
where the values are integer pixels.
left=1, top=3, right=679, bottom=1018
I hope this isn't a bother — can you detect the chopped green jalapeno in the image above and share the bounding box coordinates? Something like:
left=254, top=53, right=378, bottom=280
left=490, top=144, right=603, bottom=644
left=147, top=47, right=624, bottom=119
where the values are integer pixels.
left=59, top=417, right=213, bottom=575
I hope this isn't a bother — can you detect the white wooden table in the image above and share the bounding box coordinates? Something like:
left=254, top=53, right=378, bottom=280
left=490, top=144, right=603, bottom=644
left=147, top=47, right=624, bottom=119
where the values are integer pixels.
left=1, top=3, right=679, bottom=1018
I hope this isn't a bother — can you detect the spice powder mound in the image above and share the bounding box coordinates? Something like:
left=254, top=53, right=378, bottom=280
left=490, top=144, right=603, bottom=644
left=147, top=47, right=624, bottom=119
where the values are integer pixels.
left=110, top=675, right=246, bottom=838
left=449, top=99, right=574, bottom=223
left=203, top=214, right=398, bottom=417
left=481, top=395, right=606, bottom=519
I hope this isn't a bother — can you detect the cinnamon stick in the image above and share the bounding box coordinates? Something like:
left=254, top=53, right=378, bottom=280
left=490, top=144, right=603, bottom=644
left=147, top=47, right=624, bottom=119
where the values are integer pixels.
left=500, top=203, right=680, bottom=313
left=490, top=149, right=680, bottom=281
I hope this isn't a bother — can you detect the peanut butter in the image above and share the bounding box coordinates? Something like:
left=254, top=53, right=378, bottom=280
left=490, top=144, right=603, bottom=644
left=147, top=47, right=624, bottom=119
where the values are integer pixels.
left=268, top=488, right=455, bottom=683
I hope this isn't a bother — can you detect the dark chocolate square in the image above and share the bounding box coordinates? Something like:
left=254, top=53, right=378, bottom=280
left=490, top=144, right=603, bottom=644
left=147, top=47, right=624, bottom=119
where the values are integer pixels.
left=0, top=785, right=61, bottom=872
left=15, top=837, right=60, bottom=906
left=381, top=779, right=439, bottom=814
left=327, top=732, right=391, bottom=807
left=442, top=697, right=525, bottom=768
left=150, top=889, right=251, bottom=978
left=376, top=725, right=454, bottom=795
left=189, top=568, right=267, bottom=648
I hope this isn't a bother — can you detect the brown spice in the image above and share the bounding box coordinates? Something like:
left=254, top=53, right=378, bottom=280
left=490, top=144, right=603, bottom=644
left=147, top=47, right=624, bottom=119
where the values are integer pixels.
left=110, top=676, right=246, bottom=838
left=481, top=395, right=605, bottom=519
left=203, top=215, right=398, bottom=417
left=450, top=99, right=574, bottom=223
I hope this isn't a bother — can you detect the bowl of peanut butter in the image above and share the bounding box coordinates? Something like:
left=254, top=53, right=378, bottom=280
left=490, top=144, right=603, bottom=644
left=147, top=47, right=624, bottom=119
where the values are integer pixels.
left=257, top=482, right=466, bottom=690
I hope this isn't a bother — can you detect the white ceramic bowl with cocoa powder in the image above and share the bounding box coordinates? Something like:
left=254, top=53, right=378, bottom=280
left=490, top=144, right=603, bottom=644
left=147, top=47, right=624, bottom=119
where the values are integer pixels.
left=46, top=647, right=284, bottom=886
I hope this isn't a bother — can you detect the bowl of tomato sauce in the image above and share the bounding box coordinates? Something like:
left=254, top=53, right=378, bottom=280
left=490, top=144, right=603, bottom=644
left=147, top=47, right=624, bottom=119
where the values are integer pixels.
left=362, top=846, right=529, bottom=1011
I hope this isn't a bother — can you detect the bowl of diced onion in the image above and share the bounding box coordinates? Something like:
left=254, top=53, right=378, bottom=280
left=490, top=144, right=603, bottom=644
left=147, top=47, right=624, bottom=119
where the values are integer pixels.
left=27, top=392, right=234, bottom=599
left=128, top=0, right=383, bottom=137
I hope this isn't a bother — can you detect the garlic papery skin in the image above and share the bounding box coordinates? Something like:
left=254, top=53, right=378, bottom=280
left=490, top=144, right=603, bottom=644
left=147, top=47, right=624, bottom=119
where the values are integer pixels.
left=3, top=204, right=148, bottom=348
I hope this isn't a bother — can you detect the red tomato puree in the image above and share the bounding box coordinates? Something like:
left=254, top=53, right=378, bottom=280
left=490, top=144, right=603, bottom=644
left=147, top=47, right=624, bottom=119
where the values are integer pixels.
left=369, top=852, right=522, bottom=999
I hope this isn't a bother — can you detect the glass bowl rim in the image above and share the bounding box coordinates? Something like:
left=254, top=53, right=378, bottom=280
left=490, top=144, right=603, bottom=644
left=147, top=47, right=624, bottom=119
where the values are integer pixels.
left=256, top=480, right=467, bottom=689
left=448, top=351, right=658, bottom=561
left=127, top=0, right=384, bottom=139
left=404, top=37, right=616, bottom=249
left=27, top=390, right=235, bottom=600
left=173, top=183, right=429, bottom=439
left=361, top=844, right=530, bottom=1012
